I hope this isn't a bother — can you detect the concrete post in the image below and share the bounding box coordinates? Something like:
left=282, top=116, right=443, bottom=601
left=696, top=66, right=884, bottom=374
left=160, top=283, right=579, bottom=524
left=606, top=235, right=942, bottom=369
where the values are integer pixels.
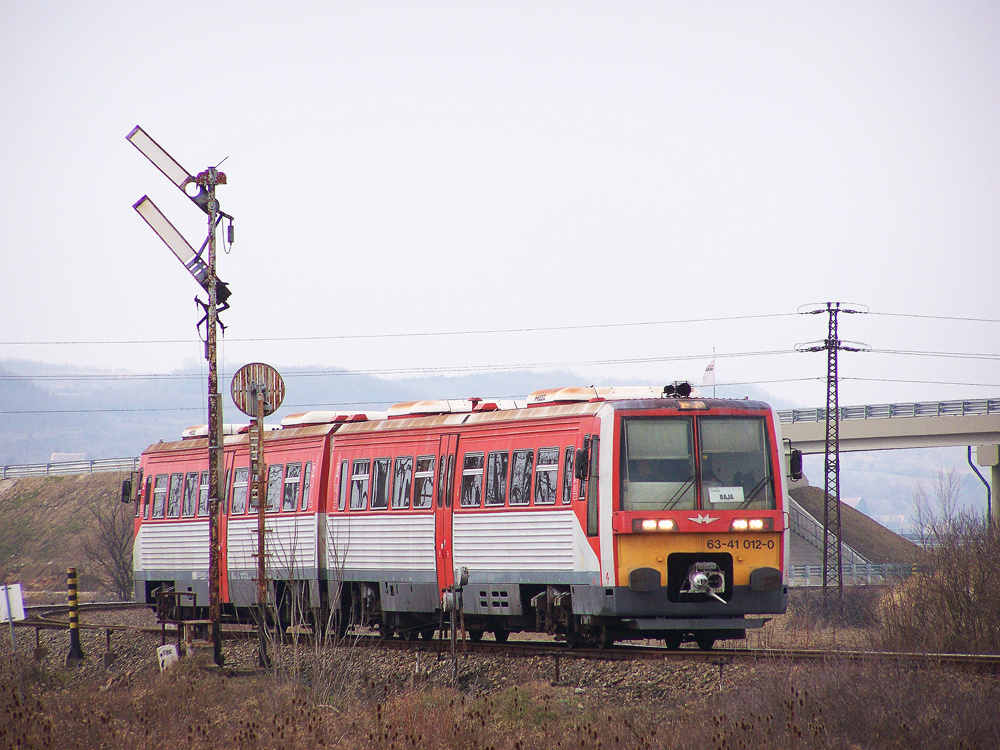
left=976, top=445, right=999, bottom=524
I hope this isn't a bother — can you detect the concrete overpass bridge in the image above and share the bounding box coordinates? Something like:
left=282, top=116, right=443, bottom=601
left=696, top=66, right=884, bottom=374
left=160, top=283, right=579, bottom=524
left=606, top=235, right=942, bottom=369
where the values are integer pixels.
left=778, top=397, right=1000, bottom=520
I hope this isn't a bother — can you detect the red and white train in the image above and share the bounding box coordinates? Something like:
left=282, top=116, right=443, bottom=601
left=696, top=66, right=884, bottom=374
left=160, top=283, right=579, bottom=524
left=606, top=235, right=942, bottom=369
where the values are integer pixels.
left=130, top=384, right=794, bottom=649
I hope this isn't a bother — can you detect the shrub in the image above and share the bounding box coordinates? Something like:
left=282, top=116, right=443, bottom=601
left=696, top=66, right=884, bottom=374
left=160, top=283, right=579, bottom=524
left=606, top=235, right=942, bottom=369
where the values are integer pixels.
left=878, top=513, right=1000, bottom=654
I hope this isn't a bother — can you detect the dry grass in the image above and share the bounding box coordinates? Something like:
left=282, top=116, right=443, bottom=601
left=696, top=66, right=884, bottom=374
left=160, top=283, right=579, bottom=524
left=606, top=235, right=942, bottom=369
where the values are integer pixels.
left=3, top=645, right=998, bottom=750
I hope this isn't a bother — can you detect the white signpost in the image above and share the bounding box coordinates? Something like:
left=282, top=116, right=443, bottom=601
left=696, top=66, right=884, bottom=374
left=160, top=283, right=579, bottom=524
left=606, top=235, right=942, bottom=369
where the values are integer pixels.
left=0, top=582, right=24, bottom=624
left=2, top=583, right=25, bottom=702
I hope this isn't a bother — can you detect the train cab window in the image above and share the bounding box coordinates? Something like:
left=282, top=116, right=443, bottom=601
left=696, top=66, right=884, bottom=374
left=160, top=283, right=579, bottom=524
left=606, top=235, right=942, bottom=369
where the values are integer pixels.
left=198, top=471, right=210, bottom=516
left=301, top=462, right=312, bottom=511
left=460, top=452, right=484, bottom=508
left=509, top=450, right=533, bottom=506
left=534, top=448, right=559, bottom=505
left=392, top=457, right=413, bottom=509
left=266, top=464, right=283, bottom=512
left=231, top=468, right=249, bottom=515
left=283, top=463, right=302, bottom=511
left=338, top=460, right=349, bottom=511
left=167, top=473, right=184, bottom=518
left=485, top=451, right=508, bottom=507
left=182, top=472, right=199, bottom=517
left=698, top=417, right=775, bottom=510
left=152, top=475, right=167, bottom=518
left=371, top=458, right=391, bottom=509
left=350, top=459, right=370, bottom=510
left=620, top=417, right=696, bottom=511
left=413, top=456, right=435, bottom=509
left=562, top=447, right=575, bottom=505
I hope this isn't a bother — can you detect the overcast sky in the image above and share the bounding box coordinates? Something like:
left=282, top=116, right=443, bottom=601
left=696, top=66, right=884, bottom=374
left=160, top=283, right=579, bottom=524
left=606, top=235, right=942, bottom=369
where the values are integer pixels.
left=2, top=1, right=998, bottom=410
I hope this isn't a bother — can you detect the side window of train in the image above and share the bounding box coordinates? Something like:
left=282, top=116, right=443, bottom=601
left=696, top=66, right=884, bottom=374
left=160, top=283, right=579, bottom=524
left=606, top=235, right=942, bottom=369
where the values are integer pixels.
left=437, top=453, right=446, bottom=508
left=152, top=475, right=167, bottom=518
left=413, top=456, right=435, bottom=509
left=392, top=456, right=413, bottom=509
left=461, top=452, right=484, bottom=508
left=167, top=473, right=184, bottom=518
left=223, top=469, right=232, bottom=514
left=231, top=468, right=249, bottom=515
left=371, top=458, right=391, bottom=510
left=338, top=460, right=349, bottom=511
left=283, top=462, right=302, bottom=511
left=350, top=459, right=370, bottom=510
left=141, top=476, right=151, bottom=518
left=562, top=446, right=575, bottom=505
left=586, top=437, right=600, bottom=536
left=198, top=471, right=210, bottom=516
left=143, top=477, right=153, bottom=519
left=266, top=464, right=283, bottom=512
left=485, top=451, right=509, bottom=506
left=509, top=449, right=533, bottom=506
left=300, top=462, right=312, bottom=511
left=534, top=448, right=559, bottom=505
left=182, top=471, right=199, bottom=517
left=445, top=454, right=456, bottom=508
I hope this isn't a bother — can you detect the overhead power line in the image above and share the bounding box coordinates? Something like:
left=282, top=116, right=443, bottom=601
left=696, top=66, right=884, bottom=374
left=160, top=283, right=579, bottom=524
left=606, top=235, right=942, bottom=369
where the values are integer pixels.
left=869, top=312, right=1000, bottom=324
left=0, top=312, right=798, bottom=347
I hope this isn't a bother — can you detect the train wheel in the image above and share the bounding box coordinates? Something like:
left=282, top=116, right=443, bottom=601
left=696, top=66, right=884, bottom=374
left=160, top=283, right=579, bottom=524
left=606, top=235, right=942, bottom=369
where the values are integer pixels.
left=695, top=635, right=716, bottom=651
left=468, top=630, right=483, bottom=642
left=596, top=627, right=615, bottom=649
left=493, top=629, right=509, bottom=643
left=664, top=633, right=683, bottom=650
left=419, top=627, right=435, bottom=641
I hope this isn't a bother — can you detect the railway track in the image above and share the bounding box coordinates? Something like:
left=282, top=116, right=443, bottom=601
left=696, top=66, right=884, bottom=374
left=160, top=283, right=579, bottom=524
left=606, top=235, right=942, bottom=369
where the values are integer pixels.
left=16, top=609, right=1000, bottom=672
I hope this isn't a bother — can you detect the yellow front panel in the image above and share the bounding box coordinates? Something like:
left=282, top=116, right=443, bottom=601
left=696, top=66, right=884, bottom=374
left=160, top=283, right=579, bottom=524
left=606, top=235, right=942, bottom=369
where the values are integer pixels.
left=616, top=533, right=782, bottom=587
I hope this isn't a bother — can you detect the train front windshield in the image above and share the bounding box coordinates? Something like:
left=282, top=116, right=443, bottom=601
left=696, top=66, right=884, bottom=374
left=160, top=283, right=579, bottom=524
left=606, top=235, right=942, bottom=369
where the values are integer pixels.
left=620, top=416, right=775, bottom=512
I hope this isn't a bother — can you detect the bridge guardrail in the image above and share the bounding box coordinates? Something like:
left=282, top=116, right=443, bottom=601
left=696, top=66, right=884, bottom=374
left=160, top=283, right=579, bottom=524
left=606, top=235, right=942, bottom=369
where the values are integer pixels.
left=788, top=563, right=920, bottom=587
left=778, top=398, right=1000, bottom=424
left=2, top=457, right=139, bottom=479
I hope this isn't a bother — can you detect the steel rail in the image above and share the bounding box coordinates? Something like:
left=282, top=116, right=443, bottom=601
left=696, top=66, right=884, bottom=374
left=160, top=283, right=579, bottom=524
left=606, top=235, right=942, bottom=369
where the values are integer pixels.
left=15, top=615, right=1000, bottom=671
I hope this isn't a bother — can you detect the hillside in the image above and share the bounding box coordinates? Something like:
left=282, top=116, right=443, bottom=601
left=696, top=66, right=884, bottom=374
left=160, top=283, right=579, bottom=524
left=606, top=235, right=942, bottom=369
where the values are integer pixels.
left=0, top=472, right=127, bottom=593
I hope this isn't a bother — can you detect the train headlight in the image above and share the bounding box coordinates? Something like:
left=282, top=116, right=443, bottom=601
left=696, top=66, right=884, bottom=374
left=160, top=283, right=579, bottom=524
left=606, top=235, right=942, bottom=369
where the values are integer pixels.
left=633, top=518, right=677, bottom=532
left=730, top=518, right=773, bottom=531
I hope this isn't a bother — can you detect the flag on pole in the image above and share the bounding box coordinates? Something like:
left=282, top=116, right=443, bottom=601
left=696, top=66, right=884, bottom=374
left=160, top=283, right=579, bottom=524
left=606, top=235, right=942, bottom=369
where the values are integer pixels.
left=702, top=359, right=716, bottom=388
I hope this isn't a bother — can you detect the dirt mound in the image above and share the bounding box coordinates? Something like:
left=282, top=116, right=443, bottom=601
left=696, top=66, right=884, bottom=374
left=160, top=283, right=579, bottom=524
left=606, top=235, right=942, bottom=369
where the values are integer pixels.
left=790, top=485, right=924, bottom=565
left=0, top=472, right=128, bottom=591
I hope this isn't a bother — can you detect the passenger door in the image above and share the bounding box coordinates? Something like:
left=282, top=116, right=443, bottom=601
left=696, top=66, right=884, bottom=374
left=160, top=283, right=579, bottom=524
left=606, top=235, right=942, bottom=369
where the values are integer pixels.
left=434, top=434, right=459, bottom=598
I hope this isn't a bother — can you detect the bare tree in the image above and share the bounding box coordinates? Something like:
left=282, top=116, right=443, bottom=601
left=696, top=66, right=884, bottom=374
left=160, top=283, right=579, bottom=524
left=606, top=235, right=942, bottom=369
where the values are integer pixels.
left=912, top=466, right=963, bottom=544
left=80, top=484, right=135, bottom=600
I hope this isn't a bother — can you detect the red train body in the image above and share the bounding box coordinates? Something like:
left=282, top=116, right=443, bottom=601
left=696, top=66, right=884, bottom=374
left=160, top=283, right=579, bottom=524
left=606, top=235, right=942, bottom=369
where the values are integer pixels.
left=132, top=386, right=791, bottom=648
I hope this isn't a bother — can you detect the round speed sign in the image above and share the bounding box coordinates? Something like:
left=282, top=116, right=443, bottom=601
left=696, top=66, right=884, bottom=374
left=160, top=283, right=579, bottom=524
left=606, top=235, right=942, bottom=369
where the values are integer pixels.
left=231, top=362, right=285, bottom=417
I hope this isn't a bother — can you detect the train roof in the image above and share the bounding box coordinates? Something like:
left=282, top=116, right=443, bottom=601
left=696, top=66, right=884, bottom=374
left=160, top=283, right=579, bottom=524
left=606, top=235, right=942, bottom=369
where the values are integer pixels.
left=143, top=384, right=775, bottom=451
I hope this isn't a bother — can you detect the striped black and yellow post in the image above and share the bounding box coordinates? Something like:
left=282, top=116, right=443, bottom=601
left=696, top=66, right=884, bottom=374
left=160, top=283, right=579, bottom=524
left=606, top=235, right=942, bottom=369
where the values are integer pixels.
left=66, top=567, right=85, bottom=664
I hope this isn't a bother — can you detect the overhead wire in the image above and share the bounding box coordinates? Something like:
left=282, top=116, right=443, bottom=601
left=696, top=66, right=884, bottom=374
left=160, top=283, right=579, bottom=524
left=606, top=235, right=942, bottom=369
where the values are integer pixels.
left=0, top=311, right=799, bottom=347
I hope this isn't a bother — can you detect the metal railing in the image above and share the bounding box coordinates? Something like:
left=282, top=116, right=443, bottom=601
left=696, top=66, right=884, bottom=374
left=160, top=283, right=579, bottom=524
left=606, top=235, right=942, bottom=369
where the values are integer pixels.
left=778, top=398, right=1000, bottom=424
left=2, top=457, right=139, bottom=479
left=787, top=498, right=868, bottom=565
left=788, top=563, right=919, bottom=587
